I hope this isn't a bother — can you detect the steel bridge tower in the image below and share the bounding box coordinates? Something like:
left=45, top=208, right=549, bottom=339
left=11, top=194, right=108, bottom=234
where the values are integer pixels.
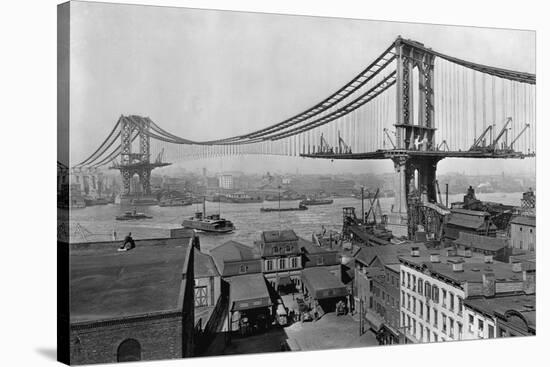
left=111, top=116, right=170, bottom=203
left=391, top=38, right=441, bottom=219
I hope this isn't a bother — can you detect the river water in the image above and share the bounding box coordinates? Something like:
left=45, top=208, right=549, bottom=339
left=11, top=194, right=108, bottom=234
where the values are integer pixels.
left=68, top=192, right=523, bottom=253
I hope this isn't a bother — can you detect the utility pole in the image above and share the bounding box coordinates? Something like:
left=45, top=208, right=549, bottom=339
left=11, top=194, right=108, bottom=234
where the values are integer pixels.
left=361, top=187, right=365, bottom=224
left=445, top=183, right=449, bottom=208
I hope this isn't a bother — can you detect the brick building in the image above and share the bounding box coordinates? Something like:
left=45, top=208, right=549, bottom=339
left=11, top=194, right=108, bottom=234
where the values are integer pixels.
left=509, top=215, right=536, bottom=252
left=67, top=237, right=195, bottom=364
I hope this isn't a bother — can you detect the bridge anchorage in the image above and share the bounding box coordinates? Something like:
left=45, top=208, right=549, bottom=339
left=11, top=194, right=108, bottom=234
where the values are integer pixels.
left=75, top=36, right=535, bottom=238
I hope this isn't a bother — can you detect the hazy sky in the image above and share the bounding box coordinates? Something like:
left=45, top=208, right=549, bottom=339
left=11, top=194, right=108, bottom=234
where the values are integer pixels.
left=69, top=1, right=536, bottom=175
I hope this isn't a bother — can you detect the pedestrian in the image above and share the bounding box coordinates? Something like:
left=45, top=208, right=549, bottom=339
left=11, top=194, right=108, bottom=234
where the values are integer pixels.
left=119, top=232, right=135, bottom=251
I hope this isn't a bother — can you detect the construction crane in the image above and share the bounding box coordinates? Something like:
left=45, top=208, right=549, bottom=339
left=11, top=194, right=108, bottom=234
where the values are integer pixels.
left=470, top=124, right=494, bottom=152
left=364, top=188, right=381, bottom=224
left=437, top=140, right=450, bottom=151
left=319, top=133, right=331, bottom=153
left=490, top=117, right=512, bottom=150
left=509, top=124, right=531, bottom=150
left=337, top=131, right=352, bottom=154
left=383, top=128, right=396, bottom=149
left=155, top=148, right=165, bottom=164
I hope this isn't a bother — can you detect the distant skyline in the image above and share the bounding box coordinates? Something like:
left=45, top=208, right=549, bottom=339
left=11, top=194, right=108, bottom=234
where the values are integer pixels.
left=69, top=2, right=536, bottom=175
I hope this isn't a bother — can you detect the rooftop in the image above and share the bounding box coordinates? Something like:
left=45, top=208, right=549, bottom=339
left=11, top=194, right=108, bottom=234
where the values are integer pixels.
left=465, top=294, right=536, bottom=330
left=210, top=241, right=260, bottom=275
left=454, top=232, right=508, bottom=252
left=354, top=241, right=427, bottom=267
left=300, top=237, right=338, bottom=254
left=261, top=229, right=299, bottom=243
left=510, top=215, right=536, bottom=227
left=194, top=248, right=220, bottom=278
left=69, top=237, right=192, bottom=323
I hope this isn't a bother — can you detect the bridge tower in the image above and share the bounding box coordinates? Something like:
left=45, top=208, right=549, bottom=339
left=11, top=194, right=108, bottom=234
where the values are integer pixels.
left=392, top=38, right=441, bottom=218
left=111, top=116, right=170, bottom=203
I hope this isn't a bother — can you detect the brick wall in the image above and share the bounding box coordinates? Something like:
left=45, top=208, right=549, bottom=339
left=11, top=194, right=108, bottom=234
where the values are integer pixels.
left=70, top=313, right=183, bottom=365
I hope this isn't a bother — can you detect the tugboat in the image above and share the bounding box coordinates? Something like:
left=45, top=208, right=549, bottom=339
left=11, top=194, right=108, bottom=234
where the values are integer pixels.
left=115, top=210, right=153, bottom=221
left=181, top=198, right=235, bottom=233
left=300, top=198, right=334, bottom=206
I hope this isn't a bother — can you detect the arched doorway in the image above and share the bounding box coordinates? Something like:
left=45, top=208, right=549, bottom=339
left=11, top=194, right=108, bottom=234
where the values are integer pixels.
left=117, top=339, right=141, bottom=362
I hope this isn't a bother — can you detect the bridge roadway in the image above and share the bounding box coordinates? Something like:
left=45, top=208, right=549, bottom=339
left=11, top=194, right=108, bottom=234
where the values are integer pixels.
left=299, top=149, right=532, bottom=160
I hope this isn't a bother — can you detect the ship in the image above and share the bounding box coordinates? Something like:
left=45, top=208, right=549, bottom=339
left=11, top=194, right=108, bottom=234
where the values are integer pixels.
left=159, top=198, right=193, bottom=207
left=115, top=210, right=153, bottom=221
left=260, top=204, right=308, bottom=212
left=208, top=192, right=263, bottom=203
left=181, top=198, right=235, bottom=233
left=300, top=198, right=334, bottom=206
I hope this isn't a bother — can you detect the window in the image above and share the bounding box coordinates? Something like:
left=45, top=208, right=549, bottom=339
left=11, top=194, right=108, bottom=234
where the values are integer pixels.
left=419, top=324, right=424, bottom=341
left=239, top=265, right=248, bottom=273
left=442, top=289, right=447, bottom=308
left=425, top=282, right=431, bottom=300
left=442, top=314, right=447, bottom=334
left=433, top=333, right=438, bottom=342
left=449, top=292, right=455, bottom=312
left=266, top=260, right=273, bottom=271
left=449, top=318, right=454, bottom=338
left=317, top=256, right=324, bottom=265
left=286, top=245, right=291, bottom=253
left=434, top=310, right=438, bottom=327
left=279, top=258, right=286, bottom=270
left=407, top=294, right=411, bottom=310
left=432, top=286, right=439, bottom=303
left=418, top=279, right=423, bottom=296
left=273, top=246, right=279, bottom=254
left=458, top=297, right=463, bottom=316
left=468, top=315, right=474, bottom=332
left=478, top=319, right=484, bottom=334
left=291, top=257, right=298, bottom=268
left=426, top=304, right=430, bottom=323
left=401, top=290, right=405, bottom=305
left=412, top=296, right=416, bottom=314
left=401, top=271, right=405, bottom=286
left=458, top=322, right=463, bottom=340
left=488, top=325, right=495, bottom=339
left=407, top=273, right=411, bottom=289
left=419, top=301, right=423, bottom=318
left=407, top=315, right=411, bottom=330
left=412, top=319, right=416, bottom=335
left=402, top=312, right=406, bottom=327
left=426, top=328, right=430, bottom=342
left=412, top=275, right=417, bottom=291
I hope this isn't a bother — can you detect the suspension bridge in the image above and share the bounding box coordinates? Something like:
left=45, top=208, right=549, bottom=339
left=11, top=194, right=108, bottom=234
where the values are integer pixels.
left=74, top=36, right=536, bottom=228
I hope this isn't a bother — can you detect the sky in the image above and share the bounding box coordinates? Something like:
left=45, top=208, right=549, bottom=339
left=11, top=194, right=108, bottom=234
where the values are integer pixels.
left=68, top=1, right=536, bottom=175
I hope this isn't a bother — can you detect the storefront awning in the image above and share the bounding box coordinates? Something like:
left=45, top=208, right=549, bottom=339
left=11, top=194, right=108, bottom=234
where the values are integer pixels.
left=229, top=274, right=272, bottom=312
left=302, top=267, right=347, bottom=300
left=277, top=275, right=293, bottom=287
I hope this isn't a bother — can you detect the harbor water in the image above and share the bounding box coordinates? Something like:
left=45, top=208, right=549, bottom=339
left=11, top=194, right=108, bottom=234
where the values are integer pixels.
left=67, top=192, right=523, bottom=253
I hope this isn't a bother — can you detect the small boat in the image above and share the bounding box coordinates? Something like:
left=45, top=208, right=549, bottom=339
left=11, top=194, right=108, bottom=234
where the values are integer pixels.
left=115, top=210, right=153, bottom=221
left=300, top=198, right=334, bottom=206
left=260, top=204, right=308, bottom=212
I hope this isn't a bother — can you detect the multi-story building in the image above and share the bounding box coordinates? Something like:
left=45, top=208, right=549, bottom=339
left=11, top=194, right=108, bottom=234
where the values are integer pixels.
left=509, top=215, right=536, bottom=252
left=398, top=248, right=535, bottom=344
left=444, top=209, right=497, bottom=241
left=255, top=230, right=303, bottom=290
left=210, top=241, right=262, bottom=277
left=218, top=174, right=234, bottom=190
left=353, top=242, right=426, bottom=345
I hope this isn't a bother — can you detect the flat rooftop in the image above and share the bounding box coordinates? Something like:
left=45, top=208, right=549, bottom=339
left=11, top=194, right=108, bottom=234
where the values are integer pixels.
left=69, top=237, right=191, bottom=323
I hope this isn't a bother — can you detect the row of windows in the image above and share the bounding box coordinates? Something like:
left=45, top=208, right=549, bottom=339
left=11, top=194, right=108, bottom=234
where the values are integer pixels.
left=401, top=270, right=464, bottom=315
left=401, top=298, right=463, bottom=337
left=271, top=245, right=295, bottom=255
left=265, top=257, right=300, bottom=271
left=402, top=311, right=463, bottom=342
left=467, top=314, right=495, bottom=338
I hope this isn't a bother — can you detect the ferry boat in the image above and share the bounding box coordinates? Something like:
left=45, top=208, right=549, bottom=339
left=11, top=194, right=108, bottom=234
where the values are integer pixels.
left=208, top=192, right=263, bottom=203
left=181, top=199, right=235, bottom=233
left=115, top=210, right=153, bottom=221
left=300, top=198, right=334, bottom=206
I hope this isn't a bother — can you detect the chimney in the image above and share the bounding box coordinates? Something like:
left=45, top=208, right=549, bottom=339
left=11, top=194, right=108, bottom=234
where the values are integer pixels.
left=430, top=253, right=440, bottom=263
left=512, top=262, right=523, bottom=273
left=482, top=272, right=496, bottom=298
left=411, top=247, right=420, bottom=257
left=450, top=259, right=464, bottom=272
left=484, top=255, right=493, bottom=264
left=522, top=271, right=536, bottom=295
left=464, top=247, right=472, bottom=258
left=446, top=247, right=457, bottom=257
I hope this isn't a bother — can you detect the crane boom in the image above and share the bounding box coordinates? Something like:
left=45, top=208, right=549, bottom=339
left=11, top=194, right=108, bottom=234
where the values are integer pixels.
left=510, top=124, right=530, bottom=149
left=491, top=117, right=512, bottom=148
